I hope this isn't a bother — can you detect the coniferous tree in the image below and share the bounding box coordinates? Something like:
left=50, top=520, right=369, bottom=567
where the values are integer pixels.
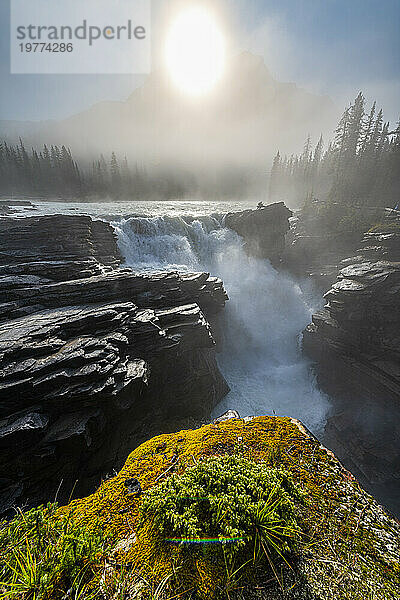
left=268, top=94, right=399, bottom=211
left=110, top=152, right=121, bottom=193
left=269, top=151, right=282, bottom=200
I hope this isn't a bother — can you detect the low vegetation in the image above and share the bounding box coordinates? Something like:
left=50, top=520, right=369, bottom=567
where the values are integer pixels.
left=139, top=454, right=303, bottom=593
left=0, top=503, right=113, bottom=599
left=1, top=417, right=399, bottom=599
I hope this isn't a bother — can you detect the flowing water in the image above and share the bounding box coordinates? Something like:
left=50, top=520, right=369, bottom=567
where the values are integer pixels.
left=8, top=198, right=331, bottom=435
left=113, top=212, right=331, bottom=435
left=8, top=198, right=399, bottom=514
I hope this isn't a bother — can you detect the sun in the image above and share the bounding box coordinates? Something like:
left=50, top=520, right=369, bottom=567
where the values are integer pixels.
left=165, top=7, right=226, bottom=96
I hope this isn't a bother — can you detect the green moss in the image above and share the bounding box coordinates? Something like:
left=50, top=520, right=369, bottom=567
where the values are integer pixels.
left=138, top=454, right=303, bottom=596
left=2, top=417, right=399, bottom=599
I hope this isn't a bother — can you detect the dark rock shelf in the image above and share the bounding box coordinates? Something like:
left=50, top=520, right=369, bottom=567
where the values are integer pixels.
left=303, top=218, right=400, bottom=515
left=225, top=201, right=292, bottom=265
left=0, top=214, right=229, bottom=515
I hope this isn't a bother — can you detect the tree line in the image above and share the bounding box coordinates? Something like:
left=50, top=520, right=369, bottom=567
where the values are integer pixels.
left=0, top=140, right=84, bottom=197
left=269, top=93, right=400, bottom=211
left=0, top=140, right=188, bottom=199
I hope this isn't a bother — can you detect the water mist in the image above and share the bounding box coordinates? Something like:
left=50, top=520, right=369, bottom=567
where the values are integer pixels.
left=114, top=214, right=331, bottom=435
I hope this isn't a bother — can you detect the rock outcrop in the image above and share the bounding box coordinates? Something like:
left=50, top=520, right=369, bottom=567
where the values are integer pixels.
left=224, top=201, right=292, bottom=265
left=283, top=204, right=400, bottom=287
left=56, top=416, right=400, bottom=599
left=303, top=220, right=400, bottom=515
left=0, top=214, right=229, bottom=516
left=0, top=269, right=227, bottom=322
left=0, top=213, right=122, bottom=271
left=0, top=200, right=34, bottom=215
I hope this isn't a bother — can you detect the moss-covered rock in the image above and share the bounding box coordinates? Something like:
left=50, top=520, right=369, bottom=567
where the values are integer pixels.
left=2, top=416, right=400, bottom=599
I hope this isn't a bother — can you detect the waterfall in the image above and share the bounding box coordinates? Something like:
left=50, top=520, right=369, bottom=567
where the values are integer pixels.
left=113, top=214, right=331, bottom=435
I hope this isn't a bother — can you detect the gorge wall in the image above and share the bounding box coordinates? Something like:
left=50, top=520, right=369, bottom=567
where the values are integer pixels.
left=300, top=213, right=400, bottom=514
left=0, top=215, right=229, bottom=516
left=283, top=204, right=400, bottom=287
left=0, top=205, right=293, bottom=517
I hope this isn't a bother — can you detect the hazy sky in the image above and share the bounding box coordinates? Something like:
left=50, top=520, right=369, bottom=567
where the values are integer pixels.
left=0, top=0, right=399, bottom=123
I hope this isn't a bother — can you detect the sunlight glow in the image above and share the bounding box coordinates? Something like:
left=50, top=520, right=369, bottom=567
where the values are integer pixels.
left=165, top=7, right=226, bottom=96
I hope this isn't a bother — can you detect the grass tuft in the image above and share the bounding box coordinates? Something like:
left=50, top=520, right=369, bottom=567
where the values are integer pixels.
left=0, top=503, right=113, bottom=599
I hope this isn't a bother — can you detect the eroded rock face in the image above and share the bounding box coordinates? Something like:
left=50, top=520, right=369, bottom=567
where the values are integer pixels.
left=0, top=214, right=122, bottom=271
left=303, top=237, right=400, bottom=400
left=0, top=270, right=227, bottom=322
left=283, top=205, right=400, bottom=288
left=0, top=215, right=229, bottom=516
left=224, top=202, right=292, bottom=265
left=303, top=221, right=400, bottom=515
left=0, top=200, right=34, bottom=216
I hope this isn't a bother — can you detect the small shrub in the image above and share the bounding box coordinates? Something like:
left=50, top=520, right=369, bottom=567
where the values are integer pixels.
left=139, top=455, right=303, bottom=593
left=0, top=503, right=113, bottom=599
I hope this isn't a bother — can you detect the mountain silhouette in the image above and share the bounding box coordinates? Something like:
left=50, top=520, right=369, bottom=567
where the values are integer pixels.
left=0, top=52, right=337, bottom=176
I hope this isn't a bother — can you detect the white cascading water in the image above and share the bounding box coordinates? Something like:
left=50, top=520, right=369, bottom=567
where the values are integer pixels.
left=114, top=215, right=331, bottom=435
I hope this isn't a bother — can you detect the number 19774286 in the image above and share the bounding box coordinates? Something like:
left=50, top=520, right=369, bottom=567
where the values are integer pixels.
left=19, top=43, right=73, bottom=52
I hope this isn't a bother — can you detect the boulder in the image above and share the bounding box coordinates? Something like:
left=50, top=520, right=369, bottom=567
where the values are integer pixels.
left=57, top=416, right=400, bottom=598
left=224, top=202, right=292, bottom=265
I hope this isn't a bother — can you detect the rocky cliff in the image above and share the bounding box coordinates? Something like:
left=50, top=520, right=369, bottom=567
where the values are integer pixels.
left=225, top=201, right=292, bottom=265
left=303, top=219, right=400, bottom=514
left=0, top=215, right=229, bottom=516
left=283, top=204, right=400, bottom=287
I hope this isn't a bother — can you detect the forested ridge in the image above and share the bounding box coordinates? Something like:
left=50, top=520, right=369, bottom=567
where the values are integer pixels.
left=1, top=93, right=398, bottom=206
left=0, top=139, right=252, bottom=200
left=0, top=140, right=84, bottom=197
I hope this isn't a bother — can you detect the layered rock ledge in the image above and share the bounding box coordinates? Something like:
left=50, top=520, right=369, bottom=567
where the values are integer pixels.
left=0, top=214, right=229, bottom=515
left=303, top=221, right=400, bottom=514
left=284, top=205, right=400, bottom=287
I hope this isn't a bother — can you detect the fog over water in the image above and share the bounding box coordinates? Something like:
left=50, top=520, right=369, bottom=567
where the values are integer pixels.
left=114, top=208, right=331, bottom=435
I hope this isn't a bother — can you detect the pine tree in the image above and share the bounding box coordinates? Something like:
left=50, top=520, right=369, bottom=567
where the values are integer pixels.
left=267, top=93, right=400, bottom=212
left=110, top=152, right=121, bottom=194
left=269, top=151, right=282, bottom=200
